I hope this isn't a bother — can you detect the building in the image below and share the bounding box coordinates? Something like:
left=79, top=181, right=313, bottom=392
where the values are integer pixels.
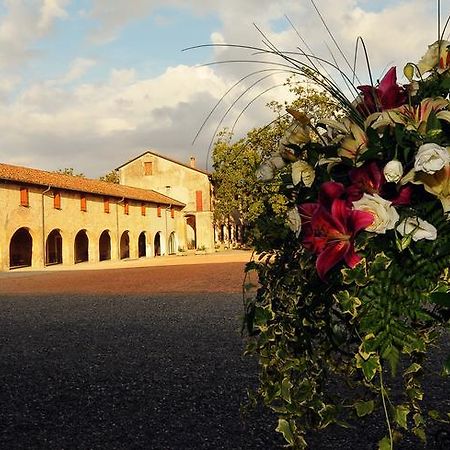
left=116, top=151, right=215, bottom=252
left=0, top=162, right=185, bottom=271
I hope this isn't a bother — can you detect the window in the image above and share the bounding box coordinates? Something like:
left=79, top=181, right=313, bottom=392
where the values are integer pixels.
left=170, top=206, right=174, bottom=219
left=20, top=187, right=29, bottom=207
left=80, top=194, right=87, bottom=212
left=53, top=191, right=61, bottom=209
left=157, top=205, right=161, bottom=217
left=144, top=161, right=153, bottom=175
left=196, top=190, right=203, bottom=212
left=124, top=199, right=129, bottom=215
left=104, top=197, right=110, bottom=214
left=141, top=202, right=146, bottom=216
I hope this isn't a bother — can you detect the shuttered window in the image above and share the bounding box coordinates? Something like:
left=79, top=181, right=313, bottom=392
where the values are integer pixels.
left=170, top=206, right=174, bottom=219
left=144, top=161, right=153, bottom=175
left=104, top=197, right=110, bottom=213
left=157, top=205, right=161, bottom=217
left=53, top=191, right=61, bottom=209
left=20, top=187, right=29, bottom=207
left=80, top=194, right=87, bottom=212
left=141, top=202, right=146, bottom=216
left=196, top=190, right=203, bottom=212
left=124, top=199, right=129, bottom=215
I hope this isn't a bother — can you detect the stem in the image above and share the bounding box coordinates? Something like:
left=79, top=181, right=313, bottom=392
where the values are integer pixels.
left=380, top=368, right=394, bottom=450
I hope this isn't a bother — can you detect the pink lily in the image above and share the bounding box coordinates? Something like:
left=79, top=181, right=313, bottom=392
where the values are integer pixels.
left=301, top=194, right=373, bottom=279
left=357, top=67, right=408, bottom=116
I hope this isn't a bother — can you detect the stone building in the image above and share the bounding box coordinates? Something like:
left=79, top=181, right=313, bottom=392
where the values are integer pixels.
left=117, top=151, right=215, bottom=252
left=0, top=163, right=185, bottom=271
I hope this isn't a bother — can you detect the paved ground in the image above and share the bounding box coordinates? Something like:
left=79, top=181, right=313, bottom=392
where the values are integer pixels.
left=0, top=252, right=449, bottom=449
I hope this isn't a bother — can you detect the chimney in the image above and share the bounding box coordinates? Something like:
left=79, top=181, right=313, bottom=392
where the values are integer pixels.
left=190, top=156, right=196, bottom=168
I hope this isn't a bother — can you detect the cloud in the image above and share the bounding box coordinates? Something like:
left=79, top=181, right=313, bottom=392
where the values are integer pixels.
left=0, top=0, right=70, bottom=71
left=1, top=0, right=448, bottom=179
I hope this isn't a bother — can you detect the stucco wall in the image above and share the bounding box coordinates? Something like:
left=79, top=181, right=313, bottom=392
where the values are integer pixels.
left=0, top=181, right=184, bottom=271
left=118, top=153, right=215, bottom=252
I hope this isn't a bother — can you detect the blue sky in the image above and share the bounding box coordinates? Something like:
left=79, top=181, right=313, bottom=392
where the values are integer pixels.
left=0, top=0, right=448, bottom=176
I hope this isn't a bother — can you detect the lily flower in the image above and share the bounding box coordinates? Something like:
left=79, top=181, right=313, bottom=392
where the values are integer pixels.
left=302, top=198, right=374, bottom=279
left=357, top=67, right=408, bottom=116
left=415, top=163, right=450, bottom=213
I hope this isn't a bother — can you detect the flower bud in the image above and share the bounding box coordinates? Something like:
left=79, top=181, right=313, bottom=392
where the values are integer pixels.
left=403, top=63, right=415, bottom=81
left=383, top=160, right=404, bottom=183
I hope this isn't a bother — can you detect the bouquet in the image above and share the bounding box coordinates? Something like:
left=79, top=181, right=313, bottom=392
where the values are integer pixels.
left=245, top=39, right=450, bottom=449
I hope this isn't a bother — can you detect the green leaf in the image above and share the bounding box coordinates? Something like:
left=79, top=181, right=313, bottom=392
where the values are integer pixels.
left=394, top=404, right=410, bottom=430
left=281, top=377, right=293, bottom=404
left=354, top=400, right=375, bottom=417
left=276, top=418, right=295, bottom=446
left=355, top=353, right=380, bottom=382
left=428, top=410, right=441, bottom=420
left=341, top=260, right=369, bottom=286
left=429, top=291, right=450, bottom=307
left=254, top=305, right=274, bottom=327
left=378, top=435, right=392, bottom=450
left=334, top=290, right=361, bottom=319
left=403, top=362, right=422, bottom=376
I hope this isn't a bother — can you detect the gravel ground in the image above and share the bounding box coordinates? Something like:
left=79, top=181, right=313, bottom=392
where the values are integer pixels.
left=0, top=291, right=449, bottom=449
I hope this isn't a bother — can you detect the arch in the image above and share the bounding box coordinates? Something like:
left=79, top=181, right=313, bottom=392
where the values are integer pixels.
left=168, top=232, right=177, bottom=255
left=138, top=232, right=147, bottom=258
left=120, top=231, right=130, bottom=259
left=154, top=231, right=163, bottom=256
left=74, top=230, right=89, bottom=263
left=185, top=214, right=196, bottom=249
left=99, top=230, right=111, bottom=261
left=9, top=227, right=32, bottom=268
left=46, top=229, right=63, bottom=265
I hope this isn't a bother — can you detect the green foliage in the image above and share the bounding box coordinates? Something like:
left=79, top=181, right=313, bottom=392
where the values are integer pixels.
left=244, top=208, right=450, bottom=448
left=99, top=169, right=120, bottom=183
left=211, top=84, right=340, bottom=244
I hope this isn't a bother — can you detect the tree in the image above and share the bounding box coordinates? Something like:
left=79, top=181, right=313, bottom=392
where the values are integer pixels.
left=55, top=168, right=85, bottom=177
left=211, top=84, right=341, bottom=244
left=99, top=169, right=120, bottom=184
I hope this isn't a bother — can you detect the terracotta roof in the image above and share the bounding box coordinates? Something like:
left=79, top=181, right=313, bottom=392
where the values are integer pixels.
left=0, top=163, right=185, bottom=207
left=116, top=150, right=211, bottom=176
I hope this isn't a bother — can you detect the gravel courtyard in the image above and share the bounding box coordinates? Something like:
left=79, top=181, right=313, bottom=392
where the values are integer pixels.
left=0, top=257, right=449, bottom=449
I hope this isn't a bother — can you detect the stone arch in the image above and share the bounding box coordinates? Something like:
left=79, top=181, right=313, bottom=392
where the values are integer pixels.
left=74, top=230, right=89, bottom=263
left=138, top=232, right=147, bottom=258
left=120, top=230, right=130, bottom=259
left=46, top=229, right=63, bottom=265
left=99, top=230, right=111, bottom=261
left=168, top=231, right=177, bottom=255
left=9, top=227, right=33, bottom=268
left=154, top=231, right=165, bottom=256
left=185, top=214, right=196, bottom=249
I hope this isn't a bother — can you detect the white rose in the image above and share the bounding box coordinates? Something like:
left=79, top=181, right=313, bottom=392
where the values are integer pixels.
left=255, top=156, right=286, bottom=181
left=396, top=217, right=437, bottom=241
left=414, top=143, right=450, bottom=174
left=286, top=207, right=302, bottom=236
left=352, top=193, right=399, bottom=234
left=417, top=40, right=450, bottom=75
left=291, top=160, right=315, bottom=187
left=383, top=160, right=404, bottom=183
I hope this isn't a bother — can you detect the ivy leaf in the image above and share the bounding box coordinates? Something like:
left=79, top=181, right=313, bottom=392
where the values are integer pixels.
left=355, top=352, right=380, bottom=382
left=276, top=418, right=295, bottom=446
left=354, top=400, right=375, bottom=417
left=403, top=362, right=422, bottom=376
left=428, top=410, right=441, bottom=420
left=334, top=290, right=361, bottom=319
left=394, top=404, right=410, bottom=430
left=378, top=436, right=392, bottom=450
left=254, top=305, right=274, bottom=327
left=341, top=259, right=368, bottom=286
left=281, top=377, right=293, bottom=404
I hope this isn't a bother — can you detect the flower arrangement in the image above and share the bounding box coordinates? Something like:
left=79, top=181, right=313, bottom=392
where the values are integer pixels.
left=245, top=38, right=450, bottom=448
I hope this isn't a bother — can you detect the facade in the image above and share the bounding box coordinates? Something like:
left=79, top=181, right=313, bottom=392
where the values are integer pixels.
left=117, top=151, right=215, bottom=252
left=0, top=163, right=185, bottom=271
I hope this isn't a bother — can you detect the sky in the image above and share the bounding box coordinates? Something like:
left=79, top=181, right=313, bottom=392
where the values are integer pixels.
left=0, top=0, right=449, bottom=177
